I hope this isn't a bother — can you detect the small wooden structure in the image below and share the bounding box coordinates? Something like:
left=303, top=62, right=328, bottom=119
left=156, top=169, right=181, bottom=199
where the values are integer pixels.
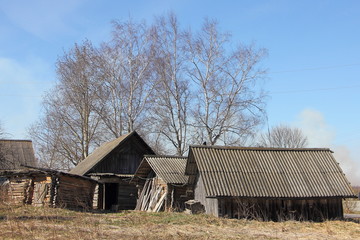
left=132, top=156, right=191, bottom=212
left=0, top=167, right=97, bottom=209
left=0, top=140, right=37, bottom=170
left=186, top=146, right=356, bottom=221
left=70, top=131, right=154, bottom=210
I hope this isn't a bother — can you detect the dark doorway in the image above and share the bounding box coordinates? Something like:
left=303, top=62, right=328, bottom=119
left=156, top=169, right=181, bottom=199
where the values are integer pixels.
left=105, top=183, right=118, bottom=210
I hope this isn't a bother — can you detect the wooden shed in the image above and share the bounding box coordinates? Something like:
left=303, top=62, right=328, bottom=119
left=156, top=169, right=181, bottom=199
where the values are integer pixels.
left=70, top=131, right=154, bottom=210
left=132, top=155, right=191, bottom=212
left=0, top=167, right=97, bottom=209
left=186, top=146, right=356, bottom=221
left=0, top=139, right=37, bottom=170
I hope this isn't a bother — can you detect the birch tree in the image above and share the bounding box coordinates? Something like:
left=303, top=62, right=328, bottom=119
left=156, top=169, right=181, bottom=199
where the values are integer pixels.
left=186, top=19, right=267, bottom=146
left=150, top=13, right=191, bottom=155
left=100, top=19, right=155, bottom=135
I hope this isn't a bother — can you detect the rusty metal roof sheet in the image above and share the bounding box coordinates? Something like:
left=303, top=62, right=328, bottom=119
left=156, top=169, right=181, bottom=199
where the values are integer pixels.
left=187, top=146, right=355, bottom=198
left=69, top=131, right=154, bottom=176
left=134, top=155, right=188, bottom=184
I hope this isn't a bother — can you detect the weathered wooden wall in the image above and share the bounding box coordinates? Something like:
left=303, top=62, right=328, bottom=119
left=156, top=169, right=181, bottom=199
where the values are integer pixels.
left=116, top=180, right=138, bottom=210
left=90, top=137, right=153, bottom=174
left=1, top=173, right=97, bottom=210
left=93, top=176, right=137, bottom=210
left=3, top=177, right=32, bottom=205
left=55, top=175, right=97, bottom=209
left=32, top=176, right=51, bottom=207
left=218, top=197, right=344, bottom=221
left=194, top=174, right=218, bottom=216
left=167, top=185, right=192, bottom=211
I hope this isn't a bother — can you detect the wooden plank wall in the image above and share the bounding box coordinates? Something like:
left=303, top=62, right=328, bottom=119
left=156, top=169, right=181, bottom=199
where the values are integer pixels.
left=117, top=180, right=138, bottom=210
left=90, top=137, right=153, bottom=174
left=218, top=197, right=344, bottom=221
left=193, top=173, right=218, bottom=216
left=32, top=176, right=51, bottom=207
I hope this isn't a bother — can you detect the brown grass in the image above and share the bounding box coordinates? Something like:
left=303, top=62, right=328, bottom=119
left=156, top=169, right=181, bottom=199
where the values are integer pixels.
left=0, top=204, right=359, bottom=240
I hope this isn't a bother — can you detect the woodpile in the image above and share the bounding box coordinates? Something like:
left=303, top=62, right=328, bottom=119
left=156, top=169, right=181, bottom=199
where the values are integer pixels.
left=135, top=178, right=167, bottom=212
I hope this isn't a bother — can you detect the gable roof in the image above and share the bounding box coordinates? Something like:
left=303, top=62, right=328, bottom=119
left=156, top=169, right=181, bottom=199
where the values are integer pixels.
left=0, top=139, right=37, bottom=170
left=69, top=131, right=153, bottom=176
left=187, top=146, right=355, bottom=198
left=133, top=155, right=188, bottom=184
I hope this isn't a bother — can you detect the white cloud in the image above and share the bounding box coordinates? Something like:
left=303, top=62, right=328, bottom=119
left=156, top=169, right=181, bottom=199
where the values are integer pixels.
left=0, top=0, right=85, bottom=40
left=296, top=108, right=360, bottom=186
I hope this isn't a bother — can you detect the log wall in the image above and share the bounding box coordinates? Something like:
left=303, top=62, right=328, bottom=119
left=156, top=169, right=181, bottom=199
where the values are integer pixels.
left=1, top=173, right=97, bottom=210
left=5, top=177, right=32, bottom=205
left=56, top=175, right=97, bottom=209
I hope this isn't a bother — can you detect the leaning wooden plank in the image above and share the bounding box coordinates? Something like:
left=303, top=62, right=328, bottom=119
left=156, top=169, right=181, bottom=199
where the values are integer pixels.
left=135, top=180, right=150, bottom=210
left=142, top=189, right=152, bottom=211
left=141, top=180, right=153, bottom=210
left=138, top=179, right=150, bottom=210
left=147, top=185, right=159, bottom=211
left=148, top=186, right=163, bottom=211
left=141, top=179, right=153, bottom=211
left=153, top=192, right=166, bottom=212
left=147, top=186, right=160, bottom=212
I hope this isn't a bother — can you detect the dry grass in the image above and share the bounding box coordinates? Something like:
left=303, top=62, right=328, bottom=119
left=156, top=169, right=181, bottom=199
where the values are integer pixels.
left=0, top=204, right=359, bottom=240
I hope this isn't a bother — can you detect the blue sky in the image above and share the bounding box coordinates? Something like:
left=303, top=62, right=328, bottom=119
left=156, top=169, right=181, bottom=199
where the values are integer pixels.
left=0, top=0, right=359, bottom=184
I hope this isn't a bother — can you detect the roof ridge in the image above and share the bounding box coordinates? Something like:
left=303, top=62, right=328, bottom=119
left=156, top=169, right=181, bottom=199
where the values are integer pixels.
left=0, top=139, right=32, bottom=142
left=144, top=155, right=187, bottom=159
left=189, top=145, right=332, bottom=152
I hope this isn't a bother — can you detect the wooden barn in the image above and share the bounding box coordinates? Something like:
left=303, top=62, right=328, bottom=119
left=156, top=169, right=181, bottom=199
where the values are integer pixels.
left=70, top=131, right=154, bottom=210
left=132, top=155, right=191, bottom=212
left=186, top=146, right=356, bottom=221
left=0, top=139, right=37, bottom=170
left=0, top=167, right=97, bottom=209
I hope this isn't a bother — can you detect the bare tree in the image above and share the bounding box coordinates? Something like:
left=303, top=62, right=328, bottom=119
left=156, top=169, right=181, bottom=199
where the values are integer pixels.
left=258, top=124, right=308, bottom=148
left=30, top=41, right=104, bottom=169
left=150, top=13, right=191, bottom=155
left=0, top=122, right=5, bottom=138
left=98, top=19, right=156, bottom=136
left=186, top=19, right=267, bottom=146
left=0, top=122, right=10, bottom=169
left=29, top=14, right=270, bottom=168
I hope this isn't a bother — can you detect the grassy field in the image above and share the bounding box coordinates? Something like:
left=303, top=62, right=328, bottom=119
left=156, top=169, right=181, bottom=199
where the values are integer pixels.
left=0, top=204, right=359, bottom=240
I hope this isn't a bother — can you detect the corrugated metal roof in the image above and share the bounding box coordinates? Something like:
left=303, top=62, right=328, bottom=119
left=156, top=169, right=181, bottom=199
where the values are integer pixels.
left=187, top=146, right=355, bottom=198
left=134, top=155, right=188, bottom=184
left=0, top=139, right=37, bottom=170
left=70, top=131, right=153, bottom=176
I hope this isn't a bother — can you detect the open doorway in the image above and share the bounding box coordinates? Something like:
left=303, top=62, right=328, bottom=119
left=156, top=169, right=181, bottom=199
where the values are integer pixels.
left=104, top=183, right=118, bottom=210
